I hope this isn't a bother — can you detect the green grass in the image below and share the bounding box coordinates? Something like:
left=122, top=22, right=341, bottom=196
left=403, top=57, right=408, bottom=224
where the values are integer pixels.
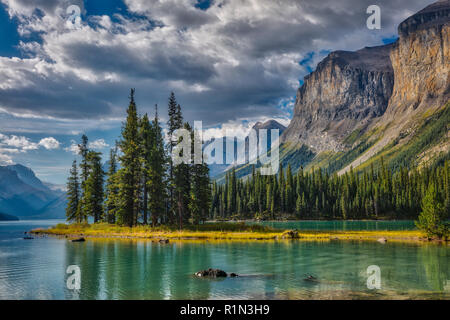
left=356, top=103, right=450, bottom=172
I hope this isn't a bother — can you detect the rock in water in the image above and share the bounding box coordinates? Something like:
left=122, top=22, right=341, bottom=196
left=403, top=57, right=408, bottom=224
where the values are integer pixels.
left=195, top=268, right=228, bottom=278
left=377, top=238, right=387, bottom=243
left=71, top=237, right=85, bottom=242
left=159, top=239, right=169, bottom=244
left=281, top=230, right=300, bottom=239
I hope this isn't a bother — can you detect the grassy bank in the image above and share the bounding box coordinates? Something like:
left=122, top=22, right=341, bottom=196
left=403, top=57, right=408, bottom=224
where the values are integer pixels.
left=29, top=222, right=435, bottom=243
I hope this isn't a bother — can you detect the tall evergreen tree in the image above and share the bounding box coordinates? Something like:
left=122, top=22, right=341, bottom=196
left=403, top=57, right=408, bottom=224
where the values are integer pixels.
left=189, top=127, right=211, bottom=224
left=416, top=183, right=448, bottom=239
left=173, top=122, right=191, bottom=228
left=84, top=151, right=105, bottom=223
left=147, top=105, right=168, bottom=226
left=66, top=160, right=81, bottom=222
left=78, top=134, right=89, bottom=222
left=140, top=114, right=153, bottom=225
left=118, top=89, right=142, bottom=227
left=167, top=92, right=183, bottom=224
left=105, top=145, right=119, bottom=224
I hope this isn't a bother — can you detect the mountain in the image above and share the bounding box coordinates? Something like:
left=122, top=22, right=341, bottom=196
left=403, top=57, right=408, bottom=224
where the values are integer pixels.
left=220, top=0, right=449, bottom=179
left=0, top=212, right=19, bottom=221
left=281, top=44, right=394, bottom=152
left=207, top=120, right=286, bottom=178
left=0, top=164, right=66, bottom=219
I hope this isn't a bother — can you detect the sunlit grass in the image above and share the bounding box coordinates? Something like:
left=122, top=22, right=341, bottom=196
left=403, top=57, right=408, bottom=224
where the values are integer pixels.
left=30, top=222, right=431, bottom=243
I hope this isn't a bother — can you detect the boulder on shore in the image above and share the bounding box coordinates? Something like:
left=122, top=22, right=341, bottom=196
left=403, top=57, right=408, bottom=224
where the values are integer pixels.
left=195, top=268, right=228, bottom=278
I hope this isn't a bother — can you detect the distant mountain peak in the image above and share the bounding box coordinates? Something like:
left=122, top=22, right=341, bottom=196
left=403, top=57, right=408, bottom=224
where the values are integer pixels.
left=0, top=163, right=66, bottom=219
left=252, top=119, right=287, bottom=132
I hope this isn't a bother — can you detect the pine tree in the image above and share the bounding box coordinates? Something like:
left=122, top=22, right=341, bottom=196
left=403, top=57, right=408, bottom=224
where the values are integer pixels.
left=189, top=127, right=211, bottom=224
left=167, top=92, right=183, bottom=224
left=66, top=160, right=81, bottom=222
left=105, top=145, right=119, bottom=224
left=147, top=105, right=168, bottom=226
left=173, top=122, right=191, bottom=228
left=84, top=151, right=105, bottom=223
left=415, top=183, right=448, bottom=239
left=78, top=134, right=89, bottom=222
left=140, top=113, right=153, bottom=225
left=118, top=89, right=142, bottom=227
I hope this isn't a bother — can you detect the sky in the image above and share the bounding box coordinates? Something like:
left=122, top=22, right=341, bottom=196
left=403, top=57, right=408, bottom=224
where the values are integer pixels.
left=0, top=0, right=436, bottom=184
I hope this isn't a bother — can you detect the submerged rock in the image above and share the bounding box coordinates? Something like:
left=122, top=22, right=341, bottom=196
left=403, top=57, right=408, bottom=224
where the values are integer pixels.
left=303, top=274, right=319, bottom=282
left=195, top=268, right=228, bottom=278
left=23, top=236, right=34, bottom=240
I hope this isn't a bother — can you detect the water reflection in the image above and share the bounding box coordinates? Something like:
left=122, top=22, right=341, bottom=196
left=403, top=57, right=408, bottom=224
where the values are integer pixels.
left=56, top=239, right=449, bottom=300
left=0, top=221, right=448, bottom=300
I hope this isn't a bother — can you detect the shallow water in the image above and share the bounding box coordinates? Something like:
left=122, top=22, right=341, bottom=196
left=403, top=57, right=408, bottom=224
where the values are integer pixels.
left=0, top=220, right=448, bottom=300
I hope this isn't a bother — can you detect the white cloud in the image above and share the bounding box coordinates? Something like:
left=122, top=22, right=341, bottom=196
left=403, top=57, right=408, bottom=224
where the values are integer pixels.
left=0, top=133, right=61, bottom=164
left=89, top=139, right=109, bottom=150
left=64, top=140, right=80, bottom=155
left=38, top=137, right=60, bottom=150
left=0, top=153, right=13, bottom=165
left=1, top=134, right=38, bottom=150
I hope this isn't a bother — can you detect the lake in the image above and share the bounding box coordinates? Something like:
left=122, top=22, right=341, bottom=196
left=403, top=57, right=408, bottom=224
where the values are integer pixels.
left=249, top=220, right=417, bottom=231
left=0, top=220, right=448, bottom=299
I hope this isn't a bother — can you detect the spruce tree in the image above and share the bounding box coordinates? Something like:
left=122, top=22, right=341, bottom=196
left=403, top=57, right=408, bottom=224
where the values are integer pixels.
left=84, top=151, right=105, bottom=223
left=78, top=134, right=89, bottom=222
left=416, top=183, right=448, bottom=239
left=66, top=160, right=81, bottom=222
left=140, top=114, right=153, bottom=225
left=118, top=89, right=142, bottom=227
left=167, top=92, right=183, bottom=224
left=147, top=105, right=168, bottom=226
left=105, top=145, right=119, bottom=224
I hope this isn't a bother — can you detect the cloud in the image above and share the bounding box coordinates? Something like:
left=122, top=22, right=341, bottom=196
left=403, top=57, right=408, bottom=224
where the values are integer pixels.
left=89, top=138, right=109, bottom=150
left=0, top=0, right=437, bottom=131
left=0, top=134, right=38, bottom=150
left=38, top=137, right=60, bottom=149
left=0, top=132, right=61, bottom=164
left=64, top=140, right=79, bottom=154
left=0, top=153, right=13, bottom=165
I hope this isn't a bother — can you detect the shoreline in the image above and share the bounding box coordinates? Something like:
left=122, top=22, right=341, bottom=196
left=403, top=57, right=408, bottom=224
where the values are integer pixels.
left=29, top=223, right=447, bottom=244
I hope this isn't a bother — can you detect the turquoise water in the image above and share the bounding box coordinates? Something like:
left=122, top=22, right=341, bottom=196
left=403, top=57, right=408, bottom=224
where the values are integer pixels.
left=250, top=220, right=417, bottom=231
left=0, top=220, right=448, bottom=300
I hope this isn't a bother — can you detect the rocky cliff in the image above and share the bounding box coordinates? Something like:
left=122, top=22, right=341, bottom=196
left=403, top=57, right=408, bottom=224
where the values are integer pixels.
left=341, top=0, right=450, bottom=172
left=281, top=44, right=394, bottom=152
left=282, top=0, right=449, bottom=173
left=220, top=1, right=449, bottom=180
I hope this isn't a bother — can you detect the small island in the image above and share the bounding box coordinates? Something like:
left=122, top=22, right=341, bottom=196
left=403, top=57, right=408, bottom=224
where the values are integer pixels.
left=31, top=221, right=429, bottom=243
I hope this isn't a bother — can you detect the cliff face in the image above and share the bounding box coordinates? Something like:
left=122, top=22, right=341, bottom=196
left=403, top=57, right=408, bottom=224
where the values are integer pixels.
left=341, top=0, right=450, bottom=172
left=282, top=0, right=449, bottom=172
left=220, top=1, right=449, bottom=181
left=386, top=0, right=449, bottom=118
left=281, top=45, right=394, bottom=152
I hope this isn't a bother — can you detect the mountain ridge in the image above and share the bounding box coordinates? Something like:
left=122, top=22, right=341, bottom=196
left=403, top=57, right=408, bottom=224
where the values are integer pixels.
left=221, top=0, right=449, bottom=180
left=0, top=164, right=66, bottom=219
